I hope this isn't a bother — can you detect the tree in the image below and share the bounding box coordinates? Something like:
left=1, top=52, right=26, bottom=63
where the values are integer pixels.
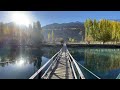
left=48, top=32, right=51, bottom=41
left=32, top=21, right=44, bottom=45
left=92, top=19, right=99, bottom=41
left=112, top=21, right=120, bottom=43
left=84, top=19, right=116, bottom=44
left=68, top=37, right=72, bottom=42
left=52, top=30, right=54, bottom=42
left=85, top=35, right=93, bottom=44
left=84, top=19, right=94, bottom=43
left=71, top=38, right=75, bottom=42
left=98, top=19, right=111, bottom=44
left=36, top=21, right=41, bottom=30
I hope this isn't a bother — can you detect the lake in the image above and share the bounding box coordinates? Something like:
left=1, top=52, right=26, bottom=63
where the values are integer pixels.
left=0, top=46, right=60, bottom=79
left=0, top=46, right=120, bottom=79
left=68, top=47, right=120, bottom=79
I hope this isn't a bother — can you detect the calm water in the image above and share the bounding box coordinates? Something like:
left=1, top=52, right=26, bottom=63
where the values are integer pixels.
left=68, top=47, right=120, bottom=79
left=0, top=46, right=60, bottom=79
left=0, top=46, right=120, bottom=79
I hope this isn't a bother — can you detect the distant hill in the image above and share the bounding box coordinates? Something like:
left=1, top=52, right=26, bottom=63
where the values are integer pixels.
left=42, top=21, right=85, bottom=42
left=42, top=21, right=84, bottom=30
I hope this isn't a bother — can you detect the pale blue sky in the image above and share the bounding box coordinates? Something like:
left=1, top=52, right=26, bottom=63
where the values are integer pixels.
left=0, top=11, right=119, bottom=26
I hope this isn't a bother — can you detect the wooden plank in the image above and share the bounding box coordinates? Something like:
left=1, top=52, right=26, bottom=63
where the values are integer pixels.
left=43, top=47, right=74, bottom=79
left=29, top=49, right=62, bottom=79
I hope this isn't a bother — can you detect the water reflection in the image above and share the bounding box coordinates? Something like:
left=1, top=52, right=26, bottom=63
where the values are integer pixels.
left=68, top=48, right=120, bottom=79
left=84, top=49, right=120, bottom=72
left=42, top=46, right=61, bottom=58
left=0, top=46, right=60, bottom=79
left=16, top=59, right=24, bottom=66
left=15, top=57, right=27, bottom=67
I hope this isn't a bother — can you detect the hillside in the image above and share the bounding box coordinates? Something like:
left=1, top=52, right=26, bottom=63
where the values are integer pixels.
left=42, top=21, right=85, bottom=42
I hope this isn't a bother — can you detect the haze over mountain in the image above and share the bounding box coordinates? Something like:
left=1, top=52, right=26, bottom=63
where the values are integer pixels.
left=42, top=21, right=85, bottom=42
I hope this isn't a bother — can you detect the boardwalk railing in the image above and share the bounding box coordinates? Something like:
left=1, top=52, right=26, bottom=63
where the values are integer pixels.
left=76, top=61, right=101, bottom=79
left=41, top=51, right=62, bottom=79
left=66, top=49, right=100, bottom=79
left=66, top=49, right=85, bottom=79
left=29, top=49, right=62, bottom=79
left=29, top=43, right=101, bottom=79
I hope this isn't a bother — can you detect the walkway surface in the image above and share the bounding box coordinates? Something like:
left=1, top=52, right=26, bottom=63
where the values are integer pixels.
left=43, top=44, right=74, bottom=79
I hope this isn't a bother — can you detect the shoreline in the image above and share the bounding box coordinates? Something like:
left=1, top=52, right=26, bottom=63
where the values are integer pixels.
left=43, top=43, right=120, bottom=48
left=0, top=43, right=120, bottom=48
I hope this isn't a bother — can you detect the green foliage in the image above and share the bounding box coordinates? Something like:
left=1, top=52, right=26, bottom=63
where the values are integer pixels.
left=52, top=30, right=54, bottom=42
left=84, top=19, right=120, bottom=44
left=68, top=37, right=75, bottom=43
left=68, top=38, right=72, bottom=42
left=48, top=32, right=50, bottom=41
left=71, top=38, right=75, bottom=42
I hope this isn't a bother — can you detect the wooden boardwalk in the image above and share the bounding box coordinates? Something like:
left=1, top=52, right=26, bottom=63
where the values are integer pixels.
left=29, top=43, right=101, bottom=79
left=29, top=43, right=88, bottom=79
left=43, top=44, right=74, bottom=79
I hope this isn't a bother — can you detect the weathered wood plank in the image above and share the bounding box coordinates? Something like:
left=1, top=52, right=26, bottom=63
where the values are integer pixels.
left=43, top=48, right=74, bottom=79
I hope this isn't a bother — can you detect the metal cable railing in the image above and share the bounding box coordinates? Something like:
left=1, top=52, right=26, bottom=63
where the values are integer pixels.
left=76, top=61, right=101, bottom=79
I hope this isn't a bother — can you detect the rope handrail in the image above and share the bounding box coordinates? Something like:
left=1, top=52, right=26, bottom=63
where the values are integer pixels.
left=67, top=49, right=85, bottom=79
left=29, top=49, right=62, bottom=79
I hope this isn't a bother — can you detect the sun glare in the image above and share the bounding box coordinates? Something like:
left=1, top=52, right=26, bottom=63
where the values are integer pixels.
left=11, top=12, right=31, bottom=26
left=16, top=57, right=25, bottom=67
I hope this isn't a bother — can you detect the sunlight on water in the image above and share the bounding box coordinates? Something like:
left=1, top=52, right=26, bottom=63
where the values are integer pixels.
left=16, top=57, right=25, bottom=67
left=0, top=47, right=61, bottom=79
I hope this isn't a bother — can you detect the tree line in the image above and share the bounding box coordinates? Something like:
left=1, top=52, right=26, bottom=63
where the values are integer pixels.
left=84, top=19, right=120, bottom=44
left=0, top=21, right=43, bottom=46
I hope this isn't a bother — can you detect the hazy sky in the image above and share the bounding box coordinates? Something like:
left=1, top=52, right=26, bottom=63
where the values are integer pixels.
left=0, top=11, right=120, bottom=27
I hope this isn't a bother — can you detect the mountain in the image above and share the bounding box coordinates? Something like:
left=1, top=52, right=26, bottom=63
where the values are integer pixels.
left=42, top=21, right=84, bottom=30
left=42, top=21, right=85, bottom=42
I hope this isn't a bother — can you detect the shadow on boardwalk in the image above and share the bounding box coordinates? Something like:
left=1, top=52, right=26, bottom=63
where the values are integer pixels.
left=46, top=46, right=73, bottom=79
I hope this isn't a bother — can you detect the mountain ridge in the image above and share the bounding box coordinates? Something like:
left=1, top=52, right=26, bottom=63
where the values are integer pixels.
left=42, top=21, right=85, bottom=42
left=42, top=21, right=84, bottom=30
